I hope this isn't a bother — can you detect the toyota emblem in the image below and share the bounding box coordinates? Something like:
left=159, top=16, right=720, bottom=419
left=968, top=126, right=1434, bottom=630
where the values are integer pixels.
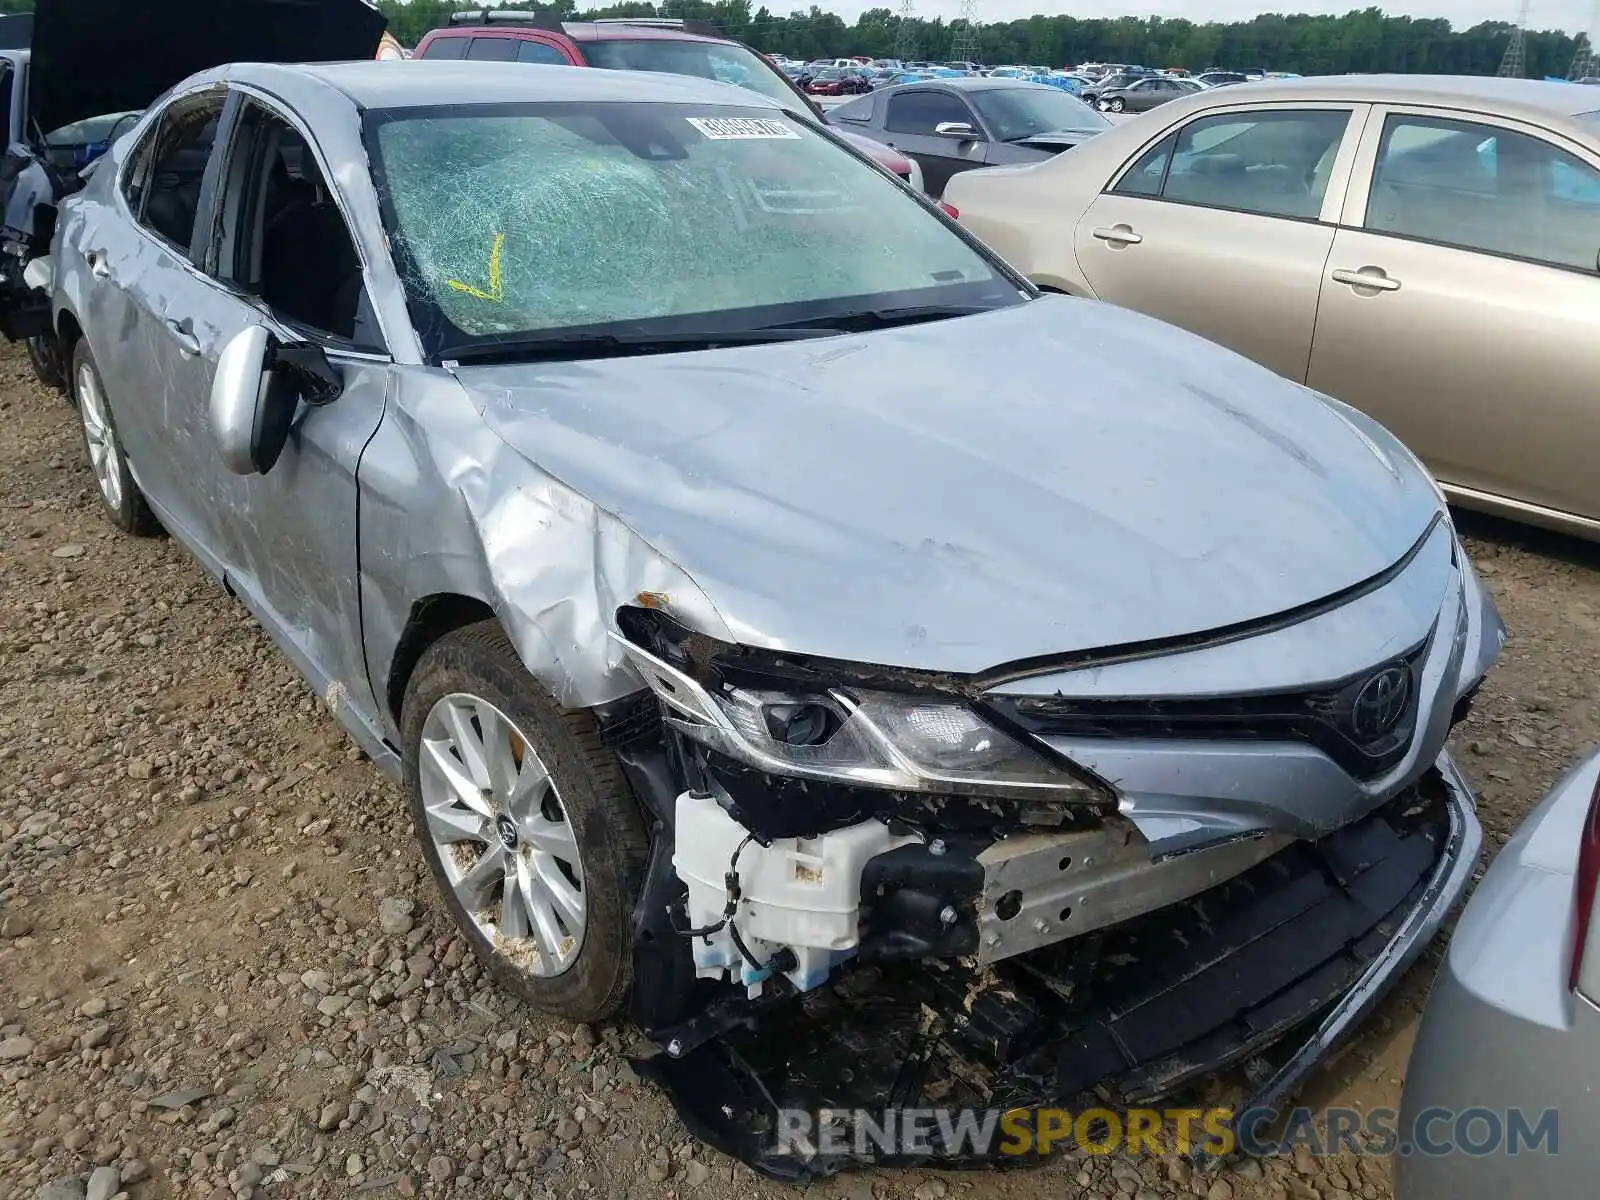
left=1351, top=665, right=1411, bottom=740
left=494, top=814, right=519, bottom=852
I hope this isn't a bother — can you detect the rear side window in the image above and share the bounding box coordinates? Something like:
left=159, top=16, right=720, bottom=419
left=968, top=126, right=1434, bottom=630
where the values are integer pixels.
left=831, top=95, right=875, bottom=123
left=1114, top=132, right=1176, bottom=197
left=417, top=35, right=468, bottom=60
left=1366, top=114, right=1600, bottom=272
left=1112, top=109, right=1351, bottom=221
left=131, top=91, right=226, bottom=254
left=466, top=37, right=519, bottom=62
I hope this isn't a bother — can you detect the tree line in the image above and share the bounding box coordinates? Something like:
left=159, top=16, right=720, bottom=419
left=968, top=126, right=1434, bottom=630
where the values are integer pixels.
left=377, top=1, right=1588, bottom=78
left=0, top=0, right=1580, bottom=79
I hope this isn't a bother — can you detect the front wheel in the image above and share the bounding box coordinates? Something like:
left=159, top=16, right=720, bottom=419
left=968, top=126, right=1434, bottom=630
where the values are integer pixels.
left=1109, top=98, right=1126, bottom=112
left=401, top=621, right=648, bottom=1023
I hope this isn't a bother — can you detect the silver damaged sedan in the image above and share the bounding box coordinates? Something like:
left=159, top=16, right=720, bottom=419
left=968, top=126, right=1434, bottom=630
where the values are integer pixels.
left=1398, top=747, right=1600, bottom=1198
left=41, top=60, right=1504, bottom=1178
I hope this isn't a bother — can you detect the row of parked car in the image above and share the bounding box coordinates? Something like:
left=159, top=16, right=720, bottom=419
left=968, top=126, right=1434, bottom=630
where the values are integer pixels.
left=1, top=2, right=1597, bottom=1195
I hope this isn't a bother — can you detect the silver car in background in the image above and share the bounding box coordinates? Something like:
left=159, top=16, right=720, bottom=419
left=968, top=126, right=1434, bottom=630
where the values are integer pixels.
left=42, top=58, right=1502, bottom=1178
left=1399, top=747, right=1600, bottom=1198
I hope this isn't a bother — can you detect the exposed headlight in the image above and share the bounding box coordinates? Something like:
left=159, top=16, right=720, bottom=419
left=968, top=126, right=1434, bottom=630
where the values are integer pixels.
left=613, top=634, right=1098, bottom=802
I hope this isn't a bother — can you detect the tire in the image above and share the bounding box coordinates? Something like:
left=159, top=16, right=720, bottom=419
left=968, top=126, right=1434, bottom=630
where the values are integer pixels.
left=72, top=340, right=160, bottom=536
left=1109, top=98, right=1126, bottom=112
left=26, top=333, right=65, bottom=392
left=402, top=620, right=649, bottom=1023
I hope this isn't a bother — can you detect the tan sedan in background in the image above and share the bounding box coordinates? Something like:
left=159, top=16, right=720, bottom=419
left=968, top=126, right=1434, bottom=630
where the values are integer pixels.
left=945, top=76, right=1600, bottom=538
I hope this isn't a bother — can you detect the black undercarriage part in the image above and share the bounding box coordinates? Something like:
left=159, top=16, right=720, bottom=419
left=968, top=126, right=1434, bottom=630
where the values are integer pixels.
left=632, top=775, right=1453, bottom=1180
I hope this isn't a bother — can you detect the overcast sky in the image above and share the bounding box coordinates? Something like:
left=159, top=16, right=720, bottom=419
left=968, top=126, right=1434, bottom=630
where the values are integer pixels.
left=826, top=1, right=1600, bottom=33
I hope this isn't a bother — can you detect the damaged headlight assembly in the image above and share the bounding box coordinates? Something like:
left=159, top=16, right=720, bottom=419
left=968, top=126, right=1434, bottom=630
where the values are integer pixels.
left=612, top=608, right=1113, bottom=1012
left=612, top=620, right=1100, bottom=804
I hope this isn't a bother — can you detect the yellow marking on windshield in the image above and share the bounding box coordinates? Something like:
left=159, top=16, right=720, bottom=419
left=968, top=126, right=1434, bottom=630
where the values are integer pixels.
left=446, top=232, right=505, bottom=302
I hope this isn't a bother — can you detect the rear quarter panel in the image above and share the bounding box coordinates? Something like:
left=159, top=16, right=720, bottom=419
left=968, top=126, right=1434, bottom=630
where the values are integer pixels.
left=943, top=157, right=1104, bottom=294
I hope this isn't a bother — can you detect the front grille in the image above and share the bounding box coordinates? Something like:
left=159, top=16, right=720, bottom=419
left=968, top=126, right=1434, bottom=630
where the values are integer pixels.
left=986, top=637, right=1432, bottom=781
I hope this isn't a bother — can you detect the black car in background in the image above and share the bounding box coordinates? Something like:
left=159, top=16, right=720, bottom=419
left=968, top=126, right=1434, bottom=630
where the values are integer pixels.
left=830, top=77, right=1109, bottom=198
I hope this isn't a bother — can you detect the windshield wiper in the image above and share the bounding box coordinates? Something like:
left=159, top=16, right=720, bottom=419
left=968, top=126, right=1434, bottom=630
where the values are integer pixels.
left=769, top=303, right=1008, bottom=333
left=438, top=326, right=835, bottom=365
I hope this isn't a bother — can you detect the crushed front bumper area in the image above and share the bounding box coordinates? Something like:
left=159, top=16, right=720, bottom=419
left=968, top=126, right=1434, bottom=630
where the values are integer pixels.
left=634, top=755, right=1480, bottom=1180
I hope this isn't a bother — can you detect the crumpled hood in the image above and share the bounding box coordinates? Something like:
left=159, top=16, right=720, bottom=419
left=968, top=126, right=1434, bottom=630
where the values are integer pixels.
left=457, top=297, right=1442, bottom=675
left=29, top=0, right=385, bottom=134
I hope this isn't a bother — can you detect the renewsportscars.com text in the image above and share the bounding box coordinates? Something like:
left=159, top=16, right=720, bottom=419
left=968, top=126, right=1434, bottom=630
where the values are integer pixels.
left=774, top=1105, right=1560, bottom=1159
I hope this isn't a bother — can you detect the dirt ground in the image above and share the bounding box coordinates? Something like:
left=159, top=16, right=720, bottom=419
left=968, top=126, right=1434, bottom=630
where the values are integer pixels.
left=2, top=339, right=1598, bottom=1200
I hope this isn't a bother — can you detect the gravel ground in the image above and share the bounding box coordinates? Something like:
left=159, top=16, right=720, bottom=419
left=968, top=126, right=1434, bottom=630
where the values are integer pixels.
left=2, top=341, right=1598, bottom=1200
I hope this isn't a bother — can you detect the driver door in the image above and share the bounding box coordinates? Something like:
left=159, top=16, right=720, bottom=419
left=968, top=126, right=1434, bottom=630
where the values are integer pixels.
left=171, top=91, right=393, bottom=725
left=881, top=89, right=990, bottom=197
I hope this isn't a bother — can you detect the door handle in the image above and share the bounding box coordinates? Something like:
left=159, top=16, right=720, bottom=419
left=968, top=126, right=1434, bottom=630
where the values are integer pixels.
left=1092, top=225, right=1143, bottom=246
left=165, top=319, right=200, bottom=358
left=1331, top=267, right=1400, bottom=292
left=85, top=251, right=110, bottom=280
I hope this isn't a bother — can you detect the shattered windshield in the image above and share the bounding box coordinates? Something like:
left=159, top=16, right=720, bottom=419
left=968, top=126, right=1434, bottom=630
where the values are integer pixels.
left=970, top=87, right=1110, bottom=138
left=579, top=38, right=800, bottom=106
left=367, top=101, right=1016, bottom=358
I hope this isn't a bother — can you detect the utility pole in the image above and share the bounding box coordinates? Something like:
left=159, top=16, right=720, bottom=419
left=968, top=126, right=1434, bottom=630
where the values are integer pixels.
left=1569, top=0, right=1600, bottom=78
left=893, top=0, right=917, bottom=62
left=1497, top=0, right=1530, bottom=76
left=950, top=0, right=980, bottom=64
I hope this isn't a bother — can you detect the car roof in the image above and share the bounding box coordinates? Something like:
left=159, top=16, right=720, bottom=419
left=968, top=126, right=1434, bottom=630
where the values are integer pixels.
left=433, top=21, right=730, bottom=46
left=237, top=59, right=785, bottom=111
left=1198, top=73, right=1600, bottom=119
left=935, top=77, right=1064, bottom=93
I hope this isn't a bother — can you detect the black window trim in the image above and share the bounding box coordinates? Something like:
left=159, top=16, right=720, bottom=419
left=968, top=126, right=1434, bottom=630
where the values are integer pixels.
left=1104, top=105, right=1359, bottom=228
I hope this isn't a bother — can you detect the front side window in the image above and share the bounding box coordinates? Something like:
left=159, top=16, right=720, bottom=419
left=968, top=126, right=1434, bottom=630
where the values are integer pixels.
left=134, top=91, right=226, bottom=252
left=967, top=86, right=1108, bottom=139
left=579, top=39, right=800, bottom=107
left=212, top=101, right=374, bottom=346
left=1366, top=114, right=1600, bottom=272
left=885, top=91, right=976, bottom=135
left=367, top=102, right=1018, bottom=358
left=1113, top=109, right=1351, bottom=221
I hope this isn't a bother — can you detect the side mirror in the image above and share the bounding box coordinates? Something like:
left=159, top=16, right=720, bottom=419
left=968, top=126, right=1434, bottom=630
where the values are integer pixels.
left=933, top=121, right=978, bottom=139
left=210, top=325, right=345, bottom=476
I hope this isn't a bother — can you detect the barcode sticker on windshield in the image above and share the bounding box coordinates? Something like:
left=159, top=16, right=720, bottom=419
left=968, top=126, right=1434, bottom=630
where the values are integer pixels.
left=686, top=117, right=800, bottom=141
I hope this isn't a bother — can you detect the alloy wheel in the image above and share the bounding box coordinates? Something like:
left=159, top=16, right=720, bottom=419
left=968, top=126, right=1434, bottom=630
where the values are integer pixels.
left=418, top=692, right=587, bottom=976
left=76, top=357, right=124, bottom=512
